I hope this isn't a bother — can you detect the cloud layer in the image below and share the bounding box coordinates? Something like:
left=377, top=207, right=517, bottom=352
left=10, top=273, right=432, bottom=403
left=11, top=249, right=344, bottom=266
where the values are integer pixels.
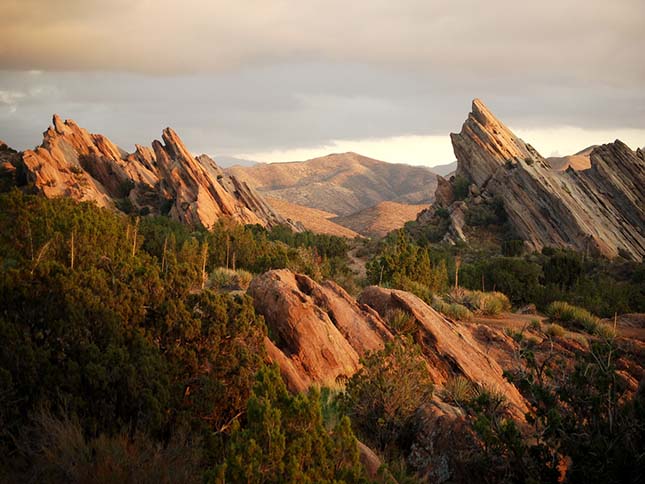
left=0, top=1, right=643, bottom=163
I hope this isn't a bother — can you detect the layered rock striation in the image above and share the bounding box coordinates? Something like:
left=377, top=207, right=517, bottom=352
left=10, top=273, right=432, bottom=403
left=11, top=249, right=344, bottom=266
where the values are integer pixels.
left=425, top=99, right=644, bottom=260
left=10, top=115, right=296, bottom=229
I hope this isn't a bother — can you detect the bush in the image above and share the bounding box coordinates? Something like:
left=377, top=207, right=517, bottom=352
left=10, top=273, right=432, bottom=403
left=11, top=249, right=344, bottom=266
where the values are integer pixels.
left=464, top=290, right=511, bottom=316
left=218, top=366, right=364, bottom=483
left=441, top=376, right=475, bottom=407
left=209, top=267, right=253, bottom=291
left=10, top=410, right=201, bottom=484
left=432, top=298, right=473, bottom=321
left=385, top=308, right=417, bottom=335
left=453, top=176, right=470, bottom=201
left=340, top=338, right=433, bottom=452
left=544, top=323, right=565, bottom=339
left=546, top=301, right=600, bottom=334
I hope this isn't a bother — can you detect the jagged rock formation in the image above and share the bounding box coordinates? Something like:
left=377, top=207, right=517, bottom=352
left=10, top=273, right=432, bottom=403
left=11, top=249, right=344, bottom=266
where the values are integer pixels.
left=9, top=115, right=296, bottom=229
left=248, top=269, right=393, bottom=390
left=249, top=269, right=528, bottom=420
left=423, top=99, right=645, bottom=260
left=0, top=140, right=21, bottom=191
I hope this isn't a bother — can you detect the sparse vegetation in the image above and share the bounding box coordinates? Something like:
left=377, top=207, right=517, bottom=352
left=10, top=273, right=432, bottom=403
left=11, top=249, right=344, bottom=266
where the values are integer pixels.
left=340, top=338, right=433, bottom=453
left=546, top=301, right=600, bottom=333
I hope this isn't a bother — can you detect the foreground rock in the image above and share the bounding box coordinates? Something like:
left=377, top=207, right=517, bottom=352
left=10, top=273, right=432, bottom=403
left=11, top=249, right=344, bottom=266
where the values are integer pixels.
left=10, top=115, right=296, bottom=229
left=422, top=99, right=645, bottom=261
left=359, top=286, right=528, bottom=419
left=248, top=269, right=393, bottom=390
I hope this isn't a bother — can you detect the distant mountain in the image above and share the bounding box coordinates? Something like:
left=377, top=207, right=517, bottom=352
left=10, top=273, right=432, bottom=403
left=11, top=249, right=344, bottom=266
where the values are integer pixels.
left=332, top=201, right=429, bottom=238
left=546, top=146, right=595, bottom=171
left=214, top=155, right=260, bottom=168
left=2, top=115, right=296, bottom=230
left=226, top=152, right=438, bottom=217
left=430, top=161, right=458, bottom=177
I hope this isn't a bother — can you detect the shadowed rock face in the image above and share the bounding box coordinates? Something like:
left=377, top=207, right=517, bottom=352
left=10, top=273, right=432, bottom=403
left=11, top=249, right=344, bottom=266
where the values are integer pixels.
left=446, top=99, right=645, bottom=260
left=12, top=115, right=296, bottom=230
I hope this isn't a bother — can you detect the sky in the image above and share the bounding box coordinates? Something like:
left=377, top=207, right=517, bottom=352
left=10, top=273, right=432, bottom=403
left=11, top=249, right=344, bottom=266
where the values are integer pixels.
left=0, top=0, right=644, bottom=167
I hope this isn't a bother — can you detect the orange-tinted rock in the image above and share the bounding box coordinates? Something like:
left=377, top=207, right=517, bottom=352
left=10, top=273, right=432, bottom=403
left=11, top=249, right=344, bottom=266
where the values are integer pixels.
left=248, top=269, right=393, bottom=388
left=445, top=99, right=645, bottom=260
left=14, top=115, right=296, bottom=230
left=359, top=285, right=528, bottom=419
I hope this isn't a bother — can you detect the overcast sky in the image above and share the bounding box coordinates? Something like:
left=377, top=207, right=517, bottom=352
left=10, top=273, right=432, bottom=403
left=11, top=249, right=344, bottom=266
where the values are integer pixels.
left=1, top=0, right=643, bottom=166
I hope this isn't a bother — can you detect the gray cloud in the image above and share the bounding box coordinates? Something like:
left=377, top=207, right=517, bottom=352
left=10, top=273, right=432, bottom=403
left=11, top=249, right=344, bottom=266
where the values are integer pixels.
left=0, top=1, right=643, bottom=158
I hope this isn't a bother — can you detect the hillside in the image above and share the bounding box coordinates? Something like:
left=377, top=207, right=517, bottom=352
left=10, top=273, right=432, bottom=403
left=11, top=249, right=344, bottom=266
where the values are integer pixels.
left=226, top=152, right=438, bottom=216
left=265, top=197, right=360, bottom=238
left=546, top=145, right=595, bottom=171
left=332, top=201, right=429, bottom=238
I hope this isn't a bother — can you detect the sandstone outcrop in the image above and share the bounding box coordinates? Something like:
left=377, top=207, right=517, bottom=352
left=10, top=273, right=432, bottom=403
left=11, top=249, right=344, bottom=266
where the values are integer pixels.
left=423, top=99, right=644, bottom=260
left=248, top=269, right=393, bottom=389
left=8, top=115, right=296, bottom=230
left=359, top=286, right=528, bottom=419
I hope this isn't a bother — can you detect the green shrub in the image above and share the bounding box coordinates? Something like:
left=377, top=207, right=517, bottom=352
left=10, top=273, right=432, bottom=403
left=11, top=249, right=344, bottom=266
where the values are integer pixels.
left=340, top=338, right=433, bottom=452
left=529, top=319, right=541, bottom=331
left=209, top=267, right=253, bottom=291
left=385, top=308, right=417, bottom=335
left=453, top=176, right=470, bottom=201
left=546, top=301, right=600, bottom=334
left=441, top=376, right=475, bottom=407
left=433, top=295, right=473, bottom=320
left=544, top=323, right=565, bottom=339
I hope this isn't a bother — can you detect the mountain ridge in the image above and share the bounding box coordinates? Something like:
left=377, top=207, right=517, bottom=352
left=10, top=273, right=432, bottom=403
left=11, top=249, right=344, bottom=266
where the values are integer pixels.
left=226, top=151, right=439, bottom=217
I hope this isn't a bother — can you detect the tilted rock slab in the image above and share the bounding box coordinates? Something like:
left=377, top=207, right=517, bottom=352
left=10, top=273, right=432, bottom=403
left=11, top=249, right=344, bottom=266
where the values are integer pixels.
left=359, top=285, right=528, bottom=419
left=450, top=99, right=645, bottom=260
left=248, top=269, right=393, bottom=390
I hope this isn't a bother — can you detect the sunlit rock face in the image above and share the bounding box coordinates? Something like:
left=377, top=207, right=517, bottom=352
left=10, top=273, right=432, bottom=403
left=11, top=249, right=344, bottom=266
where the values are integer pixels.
left=444, top=99, right=644, bottom=260
left=16, top=115, right=297, bottom=230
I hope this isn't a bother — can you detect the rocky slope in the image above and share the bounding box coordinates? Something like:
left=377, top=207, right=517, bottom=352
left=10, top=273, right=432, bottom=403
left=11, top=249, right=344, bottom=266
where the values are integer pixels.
left=6, top=115, right=295, bottom=230
left=227, top=152, right=438, bottom=217
left=249, top=269, right=527, bottom=418
left=421, top=99, right=645, bottom=261
left=332, top=201, right=429, bottom=238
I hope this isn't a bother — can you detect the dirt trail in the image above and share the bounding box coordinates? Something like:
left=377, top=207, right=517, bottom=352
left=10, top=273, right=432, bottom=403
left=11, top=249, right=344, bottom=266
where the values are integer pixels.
left=347, top=246, right=367, bottom=279
left=471, top=312, right=645, bottom=341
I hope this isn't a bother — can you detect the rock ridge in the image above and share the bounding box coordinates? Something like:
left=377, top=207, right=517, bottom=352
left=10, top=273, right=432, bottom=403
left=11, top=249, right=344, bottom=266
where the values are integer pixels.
left=9, top=115, right=296, bottom=230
